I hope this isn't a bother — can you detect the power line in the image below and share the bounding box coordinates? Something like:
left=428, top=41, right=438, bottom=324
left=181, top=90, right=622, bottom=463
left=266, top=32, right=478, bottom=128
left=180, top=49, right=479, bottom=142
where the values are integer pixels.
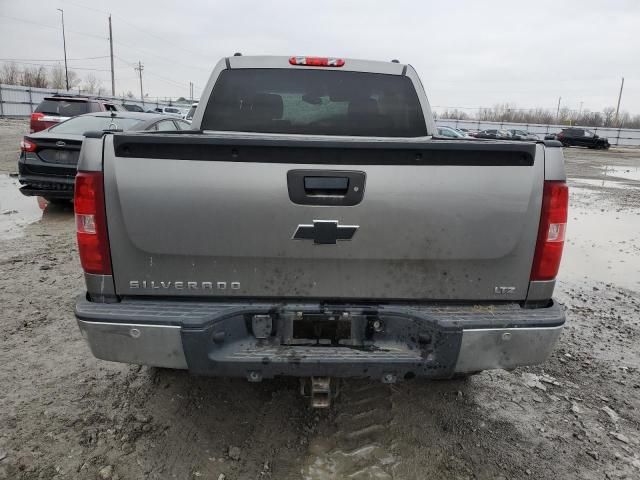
left=134, top=61, right=144, bottom=105
left=615, top=77, right=625, bottom=123
left=51, top=2, right=210, bottom=75
left=0, top=15, right=106, bottom=40
left=0, top=60, right=129, bottom=73
left=60, top=0, right=206, bottom=60
left=56, top=8, right=69, bottom=90
left=0, top=10, right=200, bottom=97
left=115, top=57, right=194, bottom=90
left=0, top=56, right=109, bottom=62
left=108, top=15, right=115, bottom=96
left=2, top=14, right=208, bottom=94
left=111, top=38, right=209, bottom=73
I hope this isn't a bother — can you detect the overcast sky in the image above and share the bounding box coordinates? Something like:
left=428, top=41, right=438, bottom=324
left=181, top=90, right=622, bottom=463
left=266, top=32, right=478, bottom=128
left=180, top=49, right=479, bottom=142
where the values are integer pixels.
left=1, top=0, right=638, bottom=114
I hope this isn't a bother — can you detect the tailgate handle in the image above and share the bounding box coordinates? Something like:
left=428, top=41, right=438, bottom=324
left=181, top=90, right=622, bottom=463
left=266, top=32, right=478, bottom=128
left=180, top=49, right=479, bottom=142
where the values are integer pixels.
left=288, top=170, right=366, bottom=206
left=304, top=176, right=349, bottom=196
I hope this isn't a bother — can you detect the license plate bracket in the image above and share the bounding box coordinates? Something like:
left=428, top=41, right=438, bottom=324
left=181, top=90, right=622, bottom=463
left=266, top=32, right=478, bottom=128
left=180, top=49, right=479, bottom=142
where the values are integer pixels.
left=292, top=315, right=352, bottom=345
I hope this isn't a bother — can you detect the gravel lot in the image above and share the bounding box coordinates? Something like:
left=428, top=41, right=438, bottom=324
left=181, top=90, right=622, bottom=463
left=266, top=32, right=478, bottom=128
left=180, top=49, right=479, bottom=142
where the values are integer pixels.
left=0, top=118, right=639, bottom=480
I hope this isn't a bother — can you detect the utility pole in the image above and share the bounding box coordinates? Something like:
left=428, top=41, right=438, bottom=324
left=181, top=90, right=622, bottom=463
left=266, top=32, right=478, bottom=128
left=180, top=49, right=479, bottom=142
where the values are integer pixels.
left=56, top=8, right=69, bottom=90
left=614, top=77, right=624, bottom=125
left=135, top=61, right=144, bottom=106
left=189, top=82, right=193, bottom=102
left=555, top=96, right=561, bottom=124
left=108, top=15, right=115, bottom=96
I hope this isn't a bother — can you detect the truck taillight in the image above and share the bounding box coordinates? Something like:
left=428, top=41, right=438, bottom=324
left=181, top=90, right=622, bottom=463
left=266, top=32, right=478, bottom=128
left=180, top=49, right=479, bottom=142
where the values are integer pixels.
left=75, top=171, right=112, bottom=275
left=530, top=181, right=568, bottom=281
left=289, top=56, right=345, bottom=67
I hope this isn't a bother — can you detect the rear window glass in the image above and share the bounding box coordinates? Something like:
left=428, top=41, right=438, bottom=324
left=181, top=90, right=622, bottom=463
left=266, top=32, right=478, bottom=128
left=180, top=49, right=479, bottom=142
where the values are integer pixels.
left=48, top=115, right=144, bottom=134
left=202, top=69, right=427, bottom=137
left=35, top=99, right=90, bottom=117
left=123, top=104, right=144, bottom=112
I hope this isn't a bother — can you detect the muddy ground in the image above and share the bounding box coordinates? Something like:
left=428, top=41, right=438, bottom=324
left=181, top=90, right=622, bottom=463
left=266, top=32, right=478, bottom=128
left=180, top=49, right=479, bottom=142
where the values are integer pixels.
left=0, top=118, right=638, bottom=479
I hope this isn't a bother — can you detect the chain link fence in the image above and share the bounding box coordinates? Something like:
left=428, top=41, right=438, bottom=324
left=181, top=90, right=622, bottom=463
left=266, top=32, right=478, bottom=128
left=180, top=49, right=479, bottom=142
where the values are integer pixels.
left=0, top=83, right=189, bottom=117
left=3, top=82, right=639, bottom=146
left=436, top=118, right=640, bottom=147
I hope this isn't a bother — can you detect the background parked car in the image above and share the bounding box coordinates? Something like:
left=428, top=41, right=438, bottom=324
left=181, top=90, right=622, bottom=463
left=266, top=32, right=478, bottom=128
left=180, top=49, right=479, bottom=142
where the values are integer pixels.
left=436, top=126, right=467, bottom=138
left=474, top=129, right=513, bottom=139
left=457, top=128, right=477, bottom=136
left=18, top=112, right=191, bottom=202
left=154, top=106, right=184, bottom=117
left=556, top=128, right=610, bottom=149
left=30, top=94, right=124, bottom=133
left=509, top=129, right=539, bottom=141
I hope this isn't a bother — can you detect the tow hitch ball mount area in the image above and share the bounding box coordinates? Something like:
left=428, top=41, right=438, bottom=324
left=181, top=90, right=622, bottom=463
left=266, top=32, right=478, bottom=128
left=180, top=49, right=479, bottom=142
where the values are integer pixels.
left=301, top=377, right=334, bottom=408
left=247, top=310, right=400, bottom=408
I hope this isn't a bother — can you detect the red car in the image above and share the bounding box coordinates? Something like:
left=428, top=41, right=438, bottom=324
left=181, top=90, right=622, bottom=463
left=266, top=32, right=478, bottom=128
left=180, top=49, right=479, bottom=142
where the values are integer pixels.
left=30, top=95, right=124, bottom=133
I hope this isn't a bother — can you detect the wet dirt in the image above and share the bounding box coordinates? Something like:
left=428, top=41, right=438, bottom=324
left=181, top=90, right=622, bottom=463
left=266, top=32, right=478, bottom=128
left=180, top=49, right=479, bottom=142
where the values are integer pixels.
left=562, top=200, right=640, bottom=290
left=0, top=120, right=638, bottom=480
left=603, top=165, right=640, bottom=182
left=0, top=175, right=44, bottom=240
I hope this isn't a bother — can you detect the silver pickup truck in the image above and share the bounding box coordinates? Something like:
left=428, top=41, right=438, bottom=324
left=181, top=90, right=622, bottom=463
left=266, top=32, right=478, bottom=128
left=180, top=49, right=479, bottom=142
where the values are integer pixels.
left=74, top=55, right=568, bottom=405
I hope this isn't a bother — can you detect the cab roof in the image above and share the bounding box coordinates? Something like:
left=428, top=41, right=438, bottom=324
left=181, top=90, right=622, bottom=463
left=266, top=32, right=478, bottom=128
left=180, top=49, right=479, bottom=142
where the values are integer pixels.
left=226, top=55, right=407, bottom=75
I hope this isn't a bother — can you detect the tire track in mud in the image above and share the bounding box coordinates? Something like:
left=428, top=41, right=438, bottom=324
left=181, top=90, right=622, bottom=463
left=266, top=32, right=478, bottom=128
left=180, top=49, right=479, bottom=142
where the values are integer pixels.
left=301, top=380, right=399, bottom=480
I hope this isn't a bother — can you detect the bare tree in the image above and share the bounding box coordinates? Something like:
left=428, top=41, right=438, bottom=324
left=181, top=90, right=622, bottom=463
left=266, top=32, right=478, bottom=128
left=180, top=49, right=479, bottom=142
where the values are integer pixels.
left=19, top=66, right=49, bottom=88
left=440, top=108, right=469, bottom=120
left=441, top=103, right=626, bottom=128
left=616, top=111, right=631, bottom=128
left=0, top=62, right=21, bottom=84
left=602, top=107, right=616, bottom=127
left=83, top=73, right=102, bottom=94
left=67, top=70, right=81, bottom=89
left=628, top=115, right=640, bottom=129
left=49, top=64, right=67, bottom=89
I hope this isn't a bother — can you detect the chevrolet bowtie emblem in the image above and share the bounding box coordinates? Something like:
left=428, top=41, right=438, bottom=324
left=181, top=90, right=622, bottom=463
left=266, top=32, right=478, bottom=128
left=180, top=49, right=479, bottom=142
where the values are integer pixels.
left=293, top=220, right=359, bottom=245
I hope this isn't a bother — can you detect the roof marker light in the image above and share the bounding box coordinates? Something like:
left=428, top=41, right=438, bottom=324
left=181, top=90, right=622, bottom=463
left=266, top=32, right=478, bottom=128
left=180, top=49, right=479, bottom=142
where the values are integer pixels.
left=289, top=56, right=345, bottom=67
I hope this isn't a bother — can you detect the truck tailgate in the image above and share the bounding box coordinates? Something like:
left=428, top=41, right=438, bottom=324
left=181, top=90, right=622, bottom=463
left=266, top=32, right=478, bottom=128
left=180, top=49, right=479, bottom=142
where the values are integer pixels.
left=103, top=134, right=543, bottom=301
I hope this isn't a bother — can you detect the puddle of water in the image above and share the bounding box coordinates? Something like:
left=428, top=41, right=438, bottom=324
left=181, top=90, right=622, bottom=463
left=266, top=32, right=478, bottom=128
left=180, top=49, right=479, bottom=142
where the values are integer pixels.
left=0, top=175, right=44, bottom=240
left=559, top=205, right=640, bottom=291
left=603, top=165, right=640, bottom=182
left=570, top=177, right=638, bottom=190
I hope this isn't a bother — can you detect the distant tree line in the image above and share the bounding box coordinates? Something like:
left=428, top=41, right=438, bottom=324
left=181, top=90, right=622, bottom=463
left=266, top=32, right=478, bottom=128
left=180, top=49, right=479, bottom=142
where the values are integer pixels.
left=436, top=102, right=640, bottom=129
left=0, top=61, right=134, bottom=98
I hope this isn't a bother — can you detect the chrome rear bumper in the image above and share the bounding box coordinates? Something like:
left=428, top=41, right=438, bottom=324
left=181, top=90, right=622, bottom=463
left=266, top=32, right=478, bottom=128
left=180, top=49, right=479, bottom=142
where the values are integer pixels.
left=455, top=325, right=562, bottom=373
left=77, top=318, right=562, bottom=374
left=78, top=320, right=187, bottom=369
left=76, top=298, right=564, bottom=378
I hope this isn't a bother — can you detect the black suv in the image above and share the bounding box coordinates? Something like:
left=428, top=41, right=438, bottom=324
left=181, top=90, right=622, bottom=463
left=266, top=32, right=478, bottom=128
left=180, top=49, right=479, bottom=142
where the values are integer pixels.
left=556, top=128, right=610, bottom=149
left=30, top=95, right=125, bottom=133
